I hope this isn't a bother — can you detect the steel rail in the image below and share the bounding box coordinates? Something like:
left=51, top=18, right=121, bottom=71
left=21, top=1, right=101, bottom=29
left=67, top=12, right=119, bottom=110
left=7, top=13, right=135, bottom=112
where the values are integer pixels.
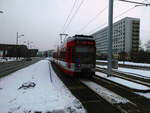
left=96, top=67, right=150, bottom=88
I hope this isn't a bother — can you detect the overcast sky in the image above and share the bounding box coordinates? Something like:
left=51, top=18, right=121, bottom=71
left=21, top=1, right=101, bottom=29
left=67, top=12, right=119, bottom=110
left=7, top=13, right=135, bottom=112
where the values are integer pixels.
left=0, top=0, right=150, bottom=51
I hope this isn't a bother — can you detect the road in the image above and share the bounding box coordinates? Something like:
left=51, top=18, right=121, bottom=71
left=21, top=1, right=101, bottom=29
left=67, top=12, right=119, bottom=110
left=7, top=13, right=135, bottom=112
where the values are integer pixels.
left=0, top=57, right=43, bottom=78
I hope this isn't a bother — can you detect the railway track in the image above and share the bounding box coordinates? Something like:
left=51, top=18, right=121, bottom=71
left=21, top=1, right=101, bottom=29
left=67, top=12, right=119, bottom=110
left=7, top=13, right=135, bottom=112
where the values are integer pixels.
left=96, top=66, right=150, bottom=88
left=96, top=62, right=150, bottom=71
left=80, top=79, right=140, bottom=113
left=0, top=58, right=42, bottom=78
left=51, top=62, right=150, bottom=113
left=92, top=73, right=150, bottom=113
left=51, top=62, right=120, bottom=113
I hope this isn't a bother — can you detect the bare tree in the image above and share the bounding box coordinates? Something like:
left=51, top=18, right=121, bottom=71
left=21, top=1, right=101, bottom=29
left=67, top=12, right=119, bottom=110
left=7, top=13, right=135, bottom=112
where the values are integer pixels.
left=145, top=40, right=150, bottom=52
left=139, top=40, right=144, bottom=51
left=119, top=51, right=128, bottom=64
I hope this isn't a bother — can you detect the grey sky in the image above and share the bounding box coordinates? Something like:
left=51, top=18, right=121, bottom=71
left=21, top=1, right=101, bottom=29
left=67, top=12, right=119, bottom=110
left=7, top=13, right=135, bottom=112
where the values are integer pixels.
left=0, top=0, right=150, bottom=51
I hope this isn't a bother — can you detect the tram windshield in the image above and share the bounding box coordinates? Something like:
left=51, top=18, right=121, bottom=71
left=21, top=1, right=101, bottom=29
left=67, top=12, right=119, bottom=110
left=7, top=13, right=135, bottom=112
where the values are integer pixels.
left=76, top=46, right=95, bottom=53
left=74, top=46, right=96, bottom=64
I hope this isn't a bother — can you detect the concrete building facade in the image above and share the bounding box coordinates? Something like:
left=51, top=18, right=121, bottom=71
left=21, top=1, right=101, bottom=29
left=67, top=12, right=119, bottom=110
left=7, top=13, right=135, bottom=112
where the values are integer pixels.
left=92, top=17, right=140, bottom=59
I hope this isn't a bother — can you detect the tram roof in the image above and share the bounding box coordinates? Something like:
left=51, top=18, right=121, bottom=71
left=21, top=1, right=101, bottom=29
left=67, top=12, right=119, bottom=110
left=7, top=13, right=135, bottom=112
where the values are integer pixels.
left=66, top=35, right=94, bottom=42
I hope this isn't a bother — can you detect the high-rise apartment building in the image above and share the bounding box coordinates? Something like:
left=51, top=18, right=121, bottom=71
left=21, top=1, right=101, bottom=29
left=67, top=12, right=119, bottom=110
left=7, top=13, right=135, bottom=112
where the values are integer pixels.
left=92, top=17, right=140, bottom=59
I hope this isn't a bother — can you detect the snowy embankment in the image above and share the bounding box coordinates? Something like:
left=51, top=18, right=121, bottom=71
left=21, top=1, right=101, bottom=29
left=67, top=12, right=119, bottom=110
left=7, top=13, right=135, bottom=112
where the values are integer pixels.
left=0, top=60, right=86, bottom=113
left=96, top=71, right=150, bottom=91
left=81, top=80, right=130, bottom=104
left=96, top=65, right=150, bottom=79
left=0, top=57, right=23, bottom=62
left=96, top=71, right=150, bottom=99
left=96, top=60, right=150, bottom=67
left=116, top=67, right=150, bottom=79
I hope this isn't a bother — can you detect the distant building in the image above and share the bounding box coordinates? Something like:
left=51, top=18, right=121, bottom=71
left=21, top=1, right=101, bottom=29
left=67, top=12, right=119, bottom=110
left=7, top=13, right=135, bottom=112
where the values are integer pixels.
left=92, top=17, right=140, bottom=59
left=47, top=50, right=55, bottom=57
left=37, top=50, right=55, bottom=57
left=0, top=44, right=28, bottom=57
left=29, top=49, right=38, bottom=57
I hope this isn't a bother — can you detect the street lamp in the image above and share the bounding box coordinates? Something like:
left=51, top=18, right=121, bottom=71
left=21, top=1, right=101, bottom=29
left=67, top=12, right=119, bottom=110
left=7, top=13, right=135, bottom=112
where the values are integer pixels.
left=16, top=32, right=24, bottom=45
left=23, top=41, right=33, bottom=58
left=16, top=32, right=24, bottom=60
left=60, top=33, right=68, bottom=44
left=23, top=40, right=33, bottom=49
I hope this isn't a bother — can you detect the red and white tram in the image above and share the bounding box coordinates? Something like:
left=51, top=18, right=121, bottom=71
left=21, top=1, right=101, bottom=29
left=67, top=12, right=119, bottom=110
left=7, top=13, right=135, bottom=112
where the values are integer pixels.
left=52, top=35, right=96, bottom=77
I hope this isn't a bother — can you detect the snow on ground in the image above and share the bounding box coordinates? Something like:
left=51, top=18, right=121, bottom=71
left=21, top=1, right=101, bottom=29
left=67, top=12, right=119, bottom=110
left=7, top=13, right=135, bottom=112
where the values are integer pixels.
left=0, top=60, right=86, bottom=113
left=81, top=79, right=130, bottom=104
left=135, top=92, right=150, bottom=99
left=96, top=72, right=150, bottom=91
left=96, top=66, right=150, bottom=99
left=96, top=60, right=107, bottom=63
left=96, top=65, right=150, bottom=79
left=96, top=60, right=150, bottom=67
left=96, top=65, right=107, bottom=69
left=119, top=61, right=150, bottom=67
left=0, top=57, right=23, bottom=62
left=116, top=67, right=150, bottom=79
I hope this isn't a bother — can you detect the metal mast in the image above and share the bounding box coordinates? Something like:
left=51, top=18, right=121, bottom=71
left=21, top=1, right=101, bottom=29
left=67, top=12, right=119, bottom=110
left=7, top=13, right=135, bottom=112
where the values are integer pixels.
left=107, top=0, right=114, bottom=77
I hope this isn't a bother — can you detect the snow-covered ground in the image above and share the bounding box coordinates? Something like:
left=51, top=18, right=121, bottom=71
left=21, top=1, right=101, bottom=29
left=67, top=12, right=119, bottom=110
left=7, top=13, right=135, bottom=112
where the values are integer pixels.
left=96, top=72, right=150, bottom=91
left=0, top=57, right=23, bottom=62
left=81, top=79, right=130, bottom=104
left=136, top=92, right=150, bottom=99
left=119, top=61, right=150, bottom=67
left=96, top=72, right=150, bottom=99
left=96, top=65, right=150, bottom=79
left=0, top=60, right=86, bottom=113
left=96, top=60, right=150, bottom=67
left=96, top=60, right=107, bottom=63
left=116, top=67, right=150, bottom=79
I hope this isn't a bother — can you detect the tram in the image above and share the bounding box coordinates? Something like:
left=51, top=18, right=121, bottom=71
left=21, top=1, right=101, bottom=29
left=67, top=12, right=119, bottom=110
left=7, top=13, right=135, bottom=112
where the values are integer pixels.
left=52, top=35, right=96, bottom=77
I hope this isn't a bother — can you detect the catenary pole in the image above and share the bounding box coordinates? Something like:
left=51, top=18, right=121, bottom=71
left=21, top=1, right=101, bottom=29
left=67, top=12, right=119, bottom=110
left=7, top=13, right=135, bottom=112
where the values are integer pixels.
left=107, top=0, right=114, bottom=77
left=60, top=33, right=68, bottom=44
left=16, top=32, right=18, bottom=45
left=119, top=0, right=150, bottom=6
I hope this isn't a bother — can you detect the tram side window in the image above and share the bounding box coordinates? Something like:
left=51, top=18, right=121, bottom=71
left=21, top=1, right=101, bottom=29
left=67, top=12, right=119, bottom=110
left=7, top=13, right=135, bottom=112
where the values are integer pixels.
left=60, top=52, right=62, bottom=60
left=67, top=47, right=72, bottom=61
left=62, top=51, right=65, bottom=61
left=67, top=47, right=70, bottom=57
left=72, top=47, right=75, bottom=62
left=60, top=51, right=65, bottom=61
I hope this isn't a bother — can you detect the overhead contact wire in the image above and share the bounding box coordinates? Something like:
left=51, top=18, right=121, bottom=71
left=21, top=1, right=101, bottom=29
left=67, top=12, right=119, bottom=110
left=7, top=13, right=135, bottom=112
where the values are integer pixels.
left=63, top=0, right=85, bottom=33
left=61, top=0, right=78, bottom=32
left=87, top=5, right=136, bottom=34
left=78, top=6, right=108, bottom=33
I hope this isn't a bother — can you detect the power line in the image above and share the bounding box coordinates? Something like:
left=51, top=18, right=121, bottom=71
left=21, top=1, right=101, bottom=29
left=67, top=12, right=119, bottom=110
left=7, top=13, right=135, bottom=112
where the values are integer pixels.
left=78, top=6, right=108, bottom=33
left=61, top=0, right=78, bottom=32
left=113, top=6, right=136, bottom=19
left=87, top=5, right=136, bottom=34
left=143, top=0, right=150, bottom=3
left=87, top=22, right=107, bottom=34
left=63, top=0, right=85, bottom=33
left=118, top=0, right=150, bottom=6
left=79, top=2, right=119, bottom=34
